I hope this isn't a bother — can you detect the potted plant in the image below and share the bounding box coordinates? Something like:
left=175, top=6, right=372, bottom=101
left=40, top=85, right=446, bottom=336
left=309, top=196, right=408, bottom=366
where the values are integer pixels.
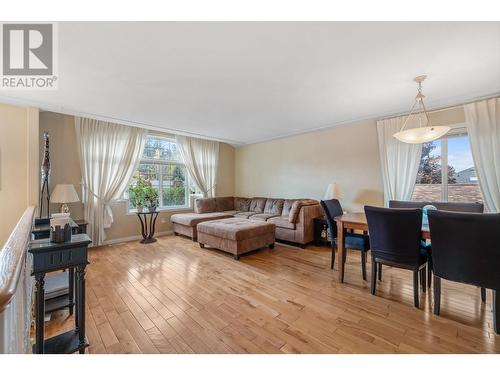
left=129, top=176, right=147, bottom=212
left=144, top=184, right=159, bottom=212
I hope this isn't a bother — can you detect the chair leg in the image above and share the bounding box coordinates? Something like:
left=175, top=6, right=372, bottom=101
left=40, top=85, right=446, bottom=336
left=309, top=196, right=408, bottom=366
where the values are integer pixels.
left=481, top=287, right=486, bottom=303
left=343, top=248, right=347, bottom=265
left=361, top=251, right=367, bottom=281
left=420, top=266, right=426, bottom=292
left=378, top=263, right=382, bottom=281
left=494, top=290, right=500, bottom=335
left=371, top=260, right=377, bottom=295
left=433, top=275, right=441, bottom=315
left=330, top=246, right=335, bottom=270
left=413, top=270, right=419, bottom=308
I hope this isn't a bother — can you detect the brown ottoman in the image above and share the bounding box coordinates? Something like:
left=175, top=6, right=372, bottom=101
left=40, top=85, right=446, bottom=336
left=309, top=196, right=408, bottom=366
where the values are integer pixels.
left=197, top=218, right=275, bottom=260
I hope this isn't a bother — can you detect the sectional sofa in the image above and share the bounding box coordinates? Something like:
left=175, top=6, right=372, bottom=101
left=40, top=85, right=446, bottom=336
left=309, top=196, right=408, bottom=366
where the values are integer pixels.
left=171, top=196, right=323, bottom=247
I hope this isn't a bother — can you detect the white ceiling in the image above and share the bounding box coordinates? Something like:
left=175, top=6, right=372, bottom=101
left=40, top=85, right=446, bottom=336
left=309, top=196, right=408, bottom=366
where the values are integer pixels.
left=1, top=22, right=500, bottom=145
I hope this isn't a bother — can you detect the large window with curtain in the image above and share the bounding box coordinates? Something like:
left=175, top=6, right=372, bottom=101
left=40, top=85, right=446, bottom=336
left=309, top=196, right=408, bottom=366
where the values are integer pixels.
left=127, top=136, right=191, bottom=210
left=412, top=128, right=484, bottom=203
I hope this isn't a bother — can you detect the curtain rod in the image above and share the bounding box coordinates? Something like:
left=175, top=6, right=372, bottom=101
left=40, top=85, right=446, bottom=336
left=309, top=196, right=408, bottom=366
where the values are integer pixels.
left=379, top=93, right=500, bottom=121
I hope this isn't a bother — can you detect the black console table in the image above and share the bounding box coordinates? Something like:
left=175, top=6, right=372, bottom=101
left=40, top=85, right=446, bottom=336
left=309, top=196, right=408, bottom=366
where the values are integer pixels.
left=29, top=233, right=92, bottom=354
left=136, top=211, right=159, bottom=244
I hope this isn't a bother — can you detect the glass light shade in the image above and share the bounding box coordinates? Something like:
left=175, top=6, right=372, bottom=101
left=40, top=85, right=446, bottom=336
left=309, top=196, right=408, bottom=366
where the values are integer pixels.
left=393, top=126, right=451, bottom=144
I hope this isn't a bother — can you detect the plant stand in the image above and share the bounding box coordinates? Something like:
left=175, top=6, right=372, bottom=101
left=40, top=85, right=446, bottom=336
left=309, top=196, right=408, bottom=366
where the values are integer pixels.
left=136, top=211, right=159, bottom=244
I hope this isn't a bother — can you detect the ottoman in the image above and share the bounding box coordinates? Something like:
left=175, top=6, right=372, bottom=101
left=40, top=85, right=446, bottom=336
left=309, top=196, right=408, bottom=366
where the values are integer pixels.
left=197, top=218, right=275, bottom=260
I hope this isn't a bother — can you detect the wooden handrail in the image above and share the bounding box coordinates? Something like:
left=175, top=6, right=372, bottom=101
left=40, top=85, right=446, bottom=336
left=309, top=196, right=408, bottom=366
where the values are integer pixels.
left=0, top=206, right=35, bottom=313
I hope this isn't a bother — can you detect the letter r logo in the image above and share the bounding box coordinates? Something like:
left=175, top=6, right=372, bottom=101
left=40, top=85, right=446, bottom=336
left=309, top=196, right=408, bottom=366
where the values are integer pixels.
left=2, top=24, right=53, bottom=75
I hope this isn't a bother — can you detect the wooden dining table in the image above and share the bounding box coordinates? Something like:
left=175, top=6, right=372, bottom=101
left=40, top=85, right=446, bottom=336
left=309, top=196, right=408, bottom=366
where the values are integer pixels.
left=334, top=212, right=430, bottom=283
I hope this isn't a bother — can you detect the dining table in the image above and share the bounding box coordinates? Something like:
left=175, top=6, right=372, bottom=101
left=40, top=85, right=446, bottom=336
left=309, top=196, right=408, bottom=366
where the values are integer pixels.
left=334, top=212, right=430, bottom=283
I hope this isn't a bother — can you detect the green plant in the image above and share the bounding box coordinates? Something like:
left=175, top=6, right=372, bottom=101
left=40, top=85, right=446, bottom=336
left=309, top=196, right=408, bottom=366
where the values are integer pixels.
left=144, top=184, right=159, bottom=209
left=128, top=175, right=148, bottom=208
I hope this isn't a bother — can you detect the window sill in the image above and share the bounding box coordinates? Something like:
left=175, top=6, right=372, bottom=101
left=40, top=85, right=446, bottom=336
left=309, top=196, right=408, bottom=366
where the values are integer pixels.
left=126, top=206, right=193, bottom=216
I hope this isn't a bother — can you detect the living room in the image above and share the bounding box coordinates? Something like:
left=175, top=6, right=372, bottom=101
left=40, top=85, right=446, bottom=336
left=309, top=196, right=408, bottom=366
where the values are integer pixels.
left=1, top=1, right=500, bottom=373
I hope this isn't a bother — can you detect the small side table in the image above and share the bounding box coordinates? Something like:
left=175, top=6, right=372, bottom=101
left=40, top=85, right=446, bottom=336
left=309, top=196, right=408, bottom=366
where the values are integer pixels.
left=313, top=216, right=330, bottom=246
left=30, top=233, right=92, bottom=354
left=136, top=211, right=159, bottom=244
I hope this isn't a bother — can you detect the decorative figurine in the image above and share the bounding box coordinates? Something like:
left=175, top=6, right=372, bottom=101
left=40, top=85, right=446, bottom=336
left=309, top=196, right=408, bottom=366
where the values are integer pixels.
left=39, top=131, right=51, bottom=219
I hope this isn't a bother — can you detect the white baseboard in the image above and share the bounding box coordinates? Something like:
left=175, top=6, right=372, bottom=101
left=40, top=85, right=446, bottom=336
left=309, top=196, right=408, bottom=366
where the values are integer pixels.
left=103, top=230, right=173, bottom=245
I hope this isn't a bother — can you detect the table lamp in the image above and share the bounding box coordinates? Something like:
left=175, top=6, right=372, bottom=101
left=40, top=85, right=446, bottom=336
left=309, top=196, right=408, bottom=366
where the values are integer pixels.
left=324, top=182, right=340, bottom=200
left=51, top=184, right=80, bottom=215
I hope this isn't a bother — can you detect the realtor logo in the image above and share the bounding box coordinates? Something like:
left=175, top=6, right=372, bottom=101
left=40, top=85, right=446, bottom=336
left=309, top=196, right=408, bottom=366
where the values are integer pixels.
left=1, top=23, right=58, bottom=89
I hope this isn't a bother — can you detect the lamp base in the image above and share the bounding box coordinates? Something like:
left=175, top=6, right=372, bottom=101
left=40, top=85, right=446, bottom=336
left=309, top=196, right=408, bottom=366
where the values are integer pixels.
left=60, top=203, right=70, bottom=214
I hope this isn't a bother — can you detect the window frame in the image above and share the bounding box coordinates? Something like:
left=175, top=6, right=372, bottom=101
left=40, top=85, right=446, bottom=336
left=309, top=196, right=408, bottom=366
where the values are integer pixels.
left=413, top=122, right=482, bottom=203
left=126, top=135, right=193, bottom=213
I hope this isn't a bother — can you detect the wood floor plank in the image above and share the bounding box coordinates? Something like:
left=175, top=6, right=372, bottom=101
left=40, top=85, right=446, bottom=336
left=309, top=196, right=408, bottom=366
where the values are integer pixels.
left=44, top=235, right=500, bottom=354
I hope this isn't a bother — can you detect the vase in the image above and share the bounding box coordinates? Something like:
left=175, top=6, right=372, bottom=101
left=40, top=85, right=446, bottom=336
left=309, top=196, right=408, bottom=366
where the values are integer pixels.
left=137, top=204, right=144, bottom=213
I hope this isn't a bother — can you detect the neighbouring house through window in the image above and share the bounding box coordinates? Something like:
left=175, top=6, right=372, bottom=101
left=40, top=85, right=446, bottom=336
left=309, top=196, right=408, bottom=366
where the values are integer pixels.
left=126, top=135, right=195, bottom=211
left=412, top=128, right=484, bottom=203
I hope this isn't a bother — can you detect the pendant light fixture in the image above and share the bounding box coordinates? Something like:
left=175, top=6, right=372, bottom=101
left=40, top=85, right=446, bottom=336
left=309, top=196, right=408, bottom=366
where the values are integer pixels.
left=393, top=75, right=450, bottom=144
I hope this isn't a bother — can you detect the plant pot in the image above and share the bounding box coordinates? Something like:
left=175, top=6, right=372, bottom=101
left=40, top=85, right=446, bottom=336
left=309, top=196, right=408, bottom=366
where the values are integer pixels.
left=137, top=204, right=144, bottom=213
left=149, top=205, right=157, bottom=212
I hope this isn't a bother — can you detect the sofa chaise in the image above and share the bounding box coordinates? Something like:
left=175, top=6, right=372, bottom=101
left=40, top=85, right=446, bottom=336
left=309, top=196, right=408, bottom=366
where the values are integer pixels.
left=171, top=196, right=322, bottom=247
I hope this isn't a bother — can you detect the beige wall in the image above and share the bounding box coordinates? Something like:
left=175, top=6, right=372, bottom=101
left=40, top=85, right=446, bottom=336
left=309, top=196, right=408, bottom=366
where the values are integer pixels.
left=39, top=111, right=236, bottom=243
left=236, top=119, right=384, bottom=212
left=0, top=103, right=39, bottom=247
left=235, top=107, right=466, bottom=213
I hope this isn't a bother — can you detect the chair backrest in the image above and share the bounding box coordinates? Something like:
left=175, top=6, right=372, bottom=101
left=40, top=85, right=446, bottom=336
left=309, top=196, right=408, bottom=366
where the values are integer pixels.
left=432, top=201, right=484, bottom=213
left=364, top=206, right=423, bottom=267
left=320, top=199, right=343, bottom=240
left=427, top=210, right=500, bottom=289
left=389, top=200, right=430, bottom=209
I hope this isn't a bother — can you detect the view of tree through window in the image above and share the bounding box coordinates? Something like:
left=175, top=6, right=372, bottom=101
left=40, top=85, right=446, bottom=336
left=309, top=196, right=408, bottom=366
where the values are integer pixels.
left=128, top=136, right=189, bottom=210
left=412, top=133, right=483, bottom=203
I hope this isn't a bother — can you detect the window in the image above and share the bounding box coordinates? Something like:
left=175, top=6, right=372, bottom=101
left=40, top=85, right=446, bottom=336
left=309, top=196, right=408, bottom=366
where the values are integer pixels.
left=412, top=129, right=483, bottom=203
left=127, top=136, right=191, bottom=210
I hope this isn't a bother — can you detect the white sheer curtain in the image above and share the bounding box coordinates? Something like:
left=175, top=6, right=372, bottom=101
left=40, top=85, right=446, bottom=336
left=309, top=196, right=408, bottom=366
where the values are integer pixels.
left=75, top=117, right=147, bottom=245
left=464, top=97, right=500, bottom=212
left=175, top=135, right=219, bottom=197
left=377, top=116, right=423, bottom=206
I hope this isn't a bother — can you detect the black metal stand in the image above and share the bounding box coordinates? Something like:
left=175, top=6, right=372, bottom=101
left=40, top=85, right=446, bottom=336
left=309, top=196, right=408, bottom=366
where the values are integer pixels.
left=136, top=211, right=159, bottom=244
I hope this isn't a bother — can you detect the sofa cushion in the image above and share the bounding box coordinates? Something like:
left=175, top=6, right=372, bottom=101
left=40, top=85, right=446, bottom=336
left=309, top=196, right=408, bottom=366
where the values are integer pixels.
left=171, top=212, right=233, bottom=226
left=264, top=199, right=284, bottom=215
left=289, top=199, right=319, bottom=223
left=268, top=216, right=296, bottom=230
left=215, top=196, right=234, bottom=212
left=249, top=213, right=281, bottom=222
left=234, top=197, right=251, bottom=211
left=249, top=198, right=266, bottom=213
left=194, top=198, right=216, bottom=213
left=197, top=218, right=275, bottom=241
left=234, top=211, right=259, bottom=219
left=222, top=210, right=239, bottom=215
left=282, top=199, right=297, bottom=217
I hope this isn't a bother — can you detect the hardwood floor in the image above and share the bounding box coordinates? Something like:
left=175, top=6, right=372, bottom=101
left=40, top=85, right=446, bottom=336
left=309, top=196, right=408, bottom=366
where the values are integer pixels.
left=45, top=235, right=500, bottom=353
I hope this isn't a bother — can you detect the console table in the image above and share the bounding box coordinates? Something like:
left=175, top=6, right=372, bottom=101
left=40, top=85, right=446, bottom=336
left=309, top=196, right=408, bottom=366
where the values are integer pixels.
left=29, top=233, right=92, bottom=354
left=136, top=211, right=159, bottom=244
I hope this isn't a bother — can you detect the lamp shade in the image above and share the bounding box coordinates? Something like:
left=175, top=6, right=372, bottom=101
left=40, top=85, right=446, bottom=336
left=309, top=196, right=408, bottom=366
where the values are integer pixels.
left=393, top=126, right=450, bottom=144
left=50, top=184, right=80, bottom=203
left=324, top=183, right=340, bottom=200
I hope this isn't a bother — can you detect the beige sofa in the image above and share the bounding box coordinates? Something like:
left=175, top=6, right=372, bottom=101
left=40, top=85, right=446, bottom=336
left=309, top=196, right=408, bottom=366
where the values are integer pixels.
left=171, top=196, right=322, bottom=247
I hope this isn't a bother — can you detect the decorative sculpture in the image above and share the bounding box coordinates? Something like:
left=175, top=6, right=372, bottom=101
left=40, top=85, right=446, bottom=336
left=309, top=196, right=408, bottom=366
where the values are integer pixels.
left=39, top=131, right=51, bottom=219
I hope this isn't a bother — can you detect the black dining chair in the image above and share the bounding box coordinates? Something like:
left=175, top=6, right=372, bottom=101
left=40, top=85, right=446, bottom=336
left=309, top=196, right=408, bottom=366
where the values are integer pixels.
left=365, top=206, right=427, bottom=308
left=427, top=210, right=500, bottom=334
left=320, top=199, right=370, bottom=280
left=389, top=200, right=485, bottom=293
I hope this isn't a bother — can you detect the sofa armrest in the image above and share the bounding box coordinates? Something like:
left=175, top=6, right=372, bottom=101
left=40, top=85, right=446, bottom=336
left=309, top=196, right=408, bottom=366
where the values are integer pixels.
left=294, top=204, right=323, bottom=244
